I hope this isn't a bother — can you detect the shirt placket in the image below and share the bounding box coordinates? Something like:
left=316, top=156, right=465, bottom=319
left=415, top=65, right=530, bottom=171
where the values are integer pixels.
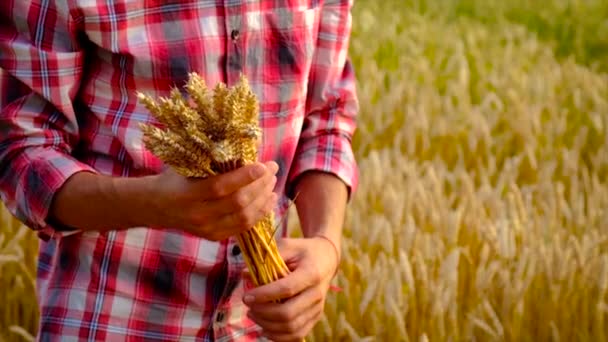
left=225, top=0, right=244, bottom=86
left=212, top=1, right=247, bottom=338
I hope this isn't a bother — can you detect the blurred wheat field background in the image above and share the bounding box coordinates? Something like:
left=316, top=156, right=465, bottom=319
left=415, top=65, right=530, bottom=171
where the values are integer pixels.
left=1, top=1, right=607, bottom=341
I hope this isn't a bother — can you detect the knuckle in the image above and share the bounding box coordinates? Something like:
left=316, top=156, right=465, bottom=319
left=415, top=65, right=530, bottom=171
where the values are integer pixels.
left=282, top=330, right=302, bottom=341
left=208, top=181, right=226, bottom=198
left=278, top=284, right=296, bottom=298
left=247, top=165, right=261, bottom=179
left=310, top=268, right=322, bottom=283
left=285, top=320, right=299, bottom=333
left=175, top=186, right=198, bottom=205
left=294, top=330, right=307, bottom=340
left=231, top=191, right=250, bottom=209
left=279, top=307, right=294, bottom=321
left=312, top=287, right=324, bottom=301
left=185, top=209, right=205, bottom=227
left=236, top=209, right=255, bottom=228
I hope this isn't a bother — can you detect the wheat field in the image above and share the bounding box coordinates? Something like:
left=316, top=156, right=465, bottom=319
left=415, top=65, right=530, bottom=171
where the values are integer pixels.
left=1, top=1, right=607, bottom=341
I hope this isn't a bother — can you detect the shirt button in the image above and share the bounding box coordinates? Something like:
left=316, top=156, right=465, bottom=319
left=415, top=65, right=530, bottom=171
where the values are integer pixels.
left=216, top=311, right=225, bottom=323
left=231, top=29, right=240, bottom=41
left=232, top=245, right=241, bottom=256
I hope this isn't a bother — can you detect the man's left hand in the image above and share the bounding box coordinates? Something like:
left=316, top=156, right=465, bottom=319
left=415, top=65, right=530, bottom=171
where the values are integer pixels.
left=242, top=237, right=339, bottom=342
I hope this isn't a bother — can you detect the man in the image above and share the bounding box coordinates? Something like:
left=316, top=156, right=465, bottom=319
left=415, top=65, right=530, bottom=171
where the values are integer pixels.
left=0, top=0, right=358, bottom=341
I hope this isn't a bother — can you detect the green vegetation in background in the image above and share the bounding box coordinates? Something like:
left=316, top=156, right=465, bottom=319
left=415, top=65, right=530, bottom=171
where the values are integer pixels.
left=350, top=0, right=608, bottom=184
left=364, top=0, right=608, bottom=72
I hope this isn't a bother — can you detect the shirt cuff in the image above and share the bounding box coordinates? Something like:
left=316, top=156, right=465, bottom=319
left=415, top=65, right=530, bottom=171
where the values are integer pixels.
left=286, top=133, right=358, bottom=201
left=14, top=148, right=97, bottom=241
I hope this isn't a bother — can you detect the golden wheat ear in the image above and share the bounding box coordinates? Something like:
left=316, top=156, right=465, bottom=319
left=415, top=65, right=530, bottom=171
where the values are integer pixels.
left=137, top=73, right=292, bottom=296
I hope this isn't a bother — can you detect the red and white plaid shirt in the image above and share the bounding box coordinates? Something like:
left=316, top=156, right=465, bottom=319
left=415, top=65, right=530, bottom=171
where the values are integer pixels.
left=0, top=0, right=358, bottom=340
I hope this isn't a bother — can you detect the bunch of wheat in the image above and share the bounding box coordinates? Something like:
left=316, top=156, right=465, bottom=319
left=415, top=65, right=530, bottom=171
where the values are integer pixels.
left=137, top=73, right=290, bottom=288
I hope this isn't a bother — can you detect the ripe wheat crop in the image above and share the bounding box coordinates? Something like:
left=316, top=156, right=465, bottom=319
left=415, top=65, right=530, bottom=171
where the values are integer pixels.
left=1, top=1, right=607, bottom=341
left=137, top=73, right=292, bottom=290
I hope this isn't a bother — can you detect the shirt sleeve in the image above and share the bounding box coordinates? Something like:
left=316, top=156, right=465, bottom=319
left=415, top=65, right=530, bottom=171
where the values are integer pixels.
left=0, top=1, right=97, bottom=241
left=287, top=0, right=359, bottom=200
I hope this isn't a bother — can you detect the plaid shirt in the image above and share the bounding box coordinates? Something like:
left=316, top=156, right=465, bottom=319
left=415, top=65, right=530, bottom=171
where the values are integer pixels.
left=0, top=0, right=358, bottom=341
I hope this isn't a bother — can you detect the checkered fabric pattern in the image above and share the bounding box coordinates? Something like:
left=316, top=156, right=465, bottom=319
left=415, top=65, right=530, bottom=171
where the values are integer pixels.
left=0, top=0, right=358, bottom=340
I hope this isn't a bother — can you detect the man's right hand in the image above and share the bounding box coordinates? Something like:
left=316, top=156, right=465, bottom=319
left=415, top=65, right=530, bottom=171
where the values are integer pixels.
left=148, top=162, right=279, bottom=241
left=49, top=161, right=279, bottom=240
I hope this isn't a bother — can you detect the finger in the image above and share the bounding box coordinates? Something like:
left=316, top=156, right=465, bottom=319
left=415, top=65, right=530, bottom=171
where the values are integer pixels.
left=260, top=308, right=322, bottom=342
left=263, top=160, right=279, bottom=175
left=205, top=162, right=267, bottom=198
left=243, top=267, right=313, bottom=304
left=262, top=323, right=317, bottom=342
left=214, top=191, right=278, bottom=236
left=188, top=173, right=275, bottom=237
left=200, top=161, right=278, bottom=199
left=208, top=170, right=277, bottom=217
left=247, top=286, right=323, bottom=322
left=248, top=302, right=316, bottom=336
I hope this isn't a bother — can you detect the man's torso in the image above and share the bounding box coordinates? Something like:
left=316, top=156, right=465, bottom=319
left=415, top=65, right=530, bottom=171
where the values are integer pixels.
left=34, top=1, right=320, bottom=340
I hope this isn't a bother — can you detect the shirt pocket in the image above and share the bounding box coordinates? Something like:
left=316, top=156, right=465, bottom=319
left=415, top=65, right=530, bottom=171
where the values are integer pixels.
left=81, top=1, right=209, bottom=86
left=243, top=7, right=319, bottom=122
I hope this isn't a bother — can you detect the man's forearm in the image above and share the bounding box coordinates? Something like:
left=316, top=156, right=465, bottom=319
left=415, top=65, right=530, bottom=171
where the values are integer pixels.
left=49, top=171, right=155, bottom=232
left=293, top=171, right=348, bottom=253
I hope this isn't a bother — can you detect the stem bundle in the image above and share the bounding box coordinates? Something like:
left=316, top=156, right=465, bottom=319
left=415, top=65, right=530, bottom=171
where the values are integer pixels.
left=138, top=73, right=290, bottom=289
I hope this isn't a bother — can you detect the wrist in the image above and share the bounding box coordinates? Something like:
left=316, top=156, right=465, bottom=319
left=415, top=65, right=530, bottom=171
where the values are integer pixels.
left=312, top=234, right=341, bottom=276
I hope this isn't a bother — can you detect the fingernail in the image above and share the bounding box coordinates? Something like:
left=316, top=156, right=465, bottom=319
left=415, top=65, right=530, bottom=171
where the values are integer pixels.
left=243, top=294, right=255, bottom=304
left=267, top=161, right=279, bottom=174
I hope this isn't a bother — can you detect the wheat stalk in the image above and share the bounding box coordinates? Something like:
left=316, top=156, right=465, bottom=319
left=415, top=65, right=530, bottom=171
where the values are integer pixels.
left=138, top=73, right=291, bottom=298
